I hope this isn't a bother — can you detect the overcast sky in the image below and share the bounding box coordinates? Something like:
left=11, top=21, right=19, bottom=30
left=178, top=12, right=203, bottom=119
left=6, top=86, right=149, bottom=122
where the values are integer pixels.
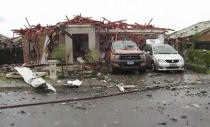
left=0, top=0, right=210, bottom=37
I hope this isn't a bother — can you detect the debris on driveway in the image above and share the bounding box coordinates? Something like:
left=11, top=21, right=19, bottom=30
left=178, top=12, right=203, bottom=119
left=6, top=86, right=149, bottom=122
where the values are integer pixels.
left=14, top=67, right=56, bottom=92
left=117, top=83, right=135, bottom=92
left=182, top=104, right=201, bottom=109
left=170, top=117, right=178, bottom=122
left=65, top=79, right=82, bottom=88
left=157, top=122, right=167, bottom=126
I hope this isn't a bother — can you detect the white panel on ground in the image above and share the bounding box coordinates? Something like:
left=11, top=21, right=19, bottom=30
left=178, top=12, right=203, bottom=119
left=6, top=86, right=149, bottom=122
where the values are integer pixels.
left=14, top=67, right=56, bottom=92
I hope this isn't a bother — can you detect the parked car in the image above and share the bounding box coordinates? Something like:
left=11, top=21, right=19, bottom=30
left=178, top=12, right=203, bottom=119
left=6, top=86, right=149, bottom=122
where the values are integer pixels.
left=105, top=40, right=146, bottom=73
left=143, top=43, right=184, bottom=71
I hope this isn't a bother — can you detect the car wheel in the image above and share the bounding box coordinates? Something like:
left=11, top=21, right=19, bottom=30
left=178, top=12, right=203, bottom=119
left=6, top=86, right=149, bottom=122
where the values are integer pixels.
left=151, top=62, right=156, bottom=71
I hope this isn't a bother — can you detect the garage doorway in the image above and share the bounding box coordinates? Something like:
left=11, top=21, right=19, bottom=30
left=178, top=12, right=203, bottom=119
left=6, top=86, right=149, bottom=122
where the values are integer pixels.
left=72, top=34, right=89, bottom=61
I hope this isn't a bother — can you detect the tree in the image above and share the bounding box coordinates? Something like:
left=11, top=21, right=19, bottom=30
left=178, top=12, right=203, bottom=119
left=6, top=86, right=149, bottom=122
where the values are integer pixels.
left=51, top=44, right=66, bottom=76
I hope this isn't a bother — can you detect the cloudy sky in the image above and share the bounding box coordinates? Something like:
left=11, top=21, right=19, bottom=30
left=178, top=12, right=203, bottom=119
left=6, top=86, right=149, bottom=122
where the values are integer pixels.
left=0, top=0, right=210, bottom=37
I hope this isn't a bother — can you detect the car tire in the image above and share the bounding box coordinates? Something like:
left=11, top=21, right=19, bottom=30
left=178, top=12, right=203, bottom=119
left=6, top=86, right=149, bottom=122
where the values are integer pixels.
left=177, top=70, right=184, bottom=73
left=151, top=62, right=156, bottom=71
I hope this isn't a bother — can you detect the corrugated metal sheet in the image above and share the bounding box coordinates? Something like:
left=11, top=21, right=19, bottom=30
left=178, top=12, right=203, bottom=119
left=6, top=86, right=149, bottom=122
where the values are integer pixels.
left=169, top=21, right=210, bottom=39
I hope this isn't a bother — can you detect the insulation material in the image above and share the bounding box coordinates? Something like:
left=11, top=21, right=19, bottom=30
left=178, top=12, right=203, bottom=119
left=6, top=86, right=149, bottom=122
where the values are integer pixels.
left=14, top=67, right=56, bottom=92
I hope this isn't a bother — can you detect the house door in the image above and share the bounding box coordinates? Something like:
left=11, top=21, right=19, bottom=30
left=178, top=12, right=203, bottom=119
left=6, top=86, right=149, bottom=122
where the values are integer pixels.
left=72, top=34, right=89, bottom=61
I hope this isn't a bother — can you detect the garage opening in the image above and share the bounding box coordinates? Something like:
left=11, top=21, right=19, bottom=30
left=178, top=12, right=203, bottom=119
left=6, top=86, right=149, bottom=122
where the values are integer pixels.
left=72, top=34, right=89, bottom=61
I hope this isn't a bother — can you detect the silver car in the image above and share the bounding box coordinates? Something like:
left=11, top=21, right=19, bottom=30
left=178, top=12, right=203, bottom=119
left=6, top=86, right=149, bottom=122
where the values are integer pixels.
left=143, top=44, right=184, bottom=71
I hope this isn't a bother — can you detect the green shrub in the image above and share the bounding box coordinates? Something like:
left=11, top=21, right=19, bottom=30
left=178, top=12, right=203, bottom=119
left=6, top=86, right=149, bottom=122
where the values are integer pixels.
left=84, top=49, right=99, bottom=63
left=186, top=63, right=207, bottom=73
left=186, top=50, right=210, bottom=66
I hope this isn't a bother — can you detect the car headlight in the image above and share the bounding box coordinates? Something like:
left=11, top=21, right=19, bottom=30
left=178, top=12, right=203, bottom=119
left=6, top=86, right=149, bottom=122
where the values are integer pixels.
left=179, top=58, right=184, bottom=63
left=113, top=54, right=120, bottom=59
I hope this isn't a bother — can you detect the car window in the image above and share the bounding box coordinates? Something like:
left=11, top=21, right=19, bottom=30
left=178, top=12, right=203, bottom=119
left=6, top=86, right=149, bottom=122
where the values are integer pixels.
left=153, top=45, right=177, bottom=54
left=145, top=45, right=152, bottom=53
left=112, top=41, right=138, bottom=50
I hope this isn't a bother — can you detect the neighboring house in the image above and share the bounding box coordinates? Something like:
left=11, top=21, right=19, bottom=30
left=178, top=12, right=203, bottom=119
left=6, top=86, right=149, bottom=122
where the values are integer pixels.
left=0, top=33, right=9, bottom=49
left=169, top=21, right=210, bottom=51
left=13, top=15, right=169, bottom=64
left=0, top=34, right=23, bottom=64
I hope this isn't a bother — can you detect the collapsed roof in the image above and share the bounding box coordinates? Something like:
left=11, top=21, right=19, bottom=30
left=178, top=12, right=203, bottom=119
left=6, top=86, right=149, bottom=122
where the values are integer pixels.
left=12, top=15, right=169, bottom=38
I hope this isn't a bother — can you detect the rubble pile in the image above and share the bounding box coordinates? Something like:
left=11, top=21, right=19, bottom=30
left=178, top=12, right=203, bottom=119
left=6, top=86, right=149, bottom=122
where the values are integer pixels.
left=0, top=64, right=22, bottom=73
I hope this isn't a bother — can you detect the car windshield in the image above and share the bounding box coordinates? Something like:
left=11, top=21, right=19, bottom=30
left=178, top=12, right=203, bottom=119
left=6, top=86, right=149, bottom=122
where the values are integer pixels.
left=153, top=45, right=177, bottom=54
left=112, top=41, right=138, bottom=50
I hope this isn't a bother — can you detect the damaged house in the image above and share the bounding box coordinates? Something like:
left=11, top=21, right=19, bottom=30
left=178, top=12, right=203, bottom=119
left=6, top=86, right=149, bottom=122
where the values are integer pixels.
left=12, top=15, right=169, bottom=64
left=169, top=20, right=210, bottom=52
left=0, top=34, right=23, bottom=65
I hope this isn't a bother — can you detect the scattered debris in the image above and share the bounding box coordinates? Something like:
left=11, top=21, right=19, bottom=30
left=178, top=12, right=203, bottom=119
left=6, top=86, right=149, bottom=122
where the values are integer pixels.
left=82, top=70, right=93, bottom=74
left=146, top=85, right=162, bottom=90
left=20, top=110, right=26, bottom=114
left=153, top=81, right=160, bottom=84
left=72, top=104, right=87, bottom=110
left=200, top=90, right=208, bottom=94
left=62, top=102, right=66, bottom=105
left=14, top=67, right=56, bottom=92
left=102, top=80, right=107, bottom=83
left=180, top=115, right=187, bottom=119
left=77, top=57, right=85, bottom=63
left=187, top=104, right=201, bottom=109
left=117, top=83, right=135, bottom=92
left=65, top=79, right=82, bottom=87
left=170, top=117, right=178, bottom=122
left=104, top=75, right=111, bottom=82
left=117, top=84, right=125, bottom=92
left=157, top=122, right=167, bottom=126
left=146, top=94, right=152, bottom=97
left=122, top=85, right=136, bottom=89
left=186, top=90, right=208, bottom=96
